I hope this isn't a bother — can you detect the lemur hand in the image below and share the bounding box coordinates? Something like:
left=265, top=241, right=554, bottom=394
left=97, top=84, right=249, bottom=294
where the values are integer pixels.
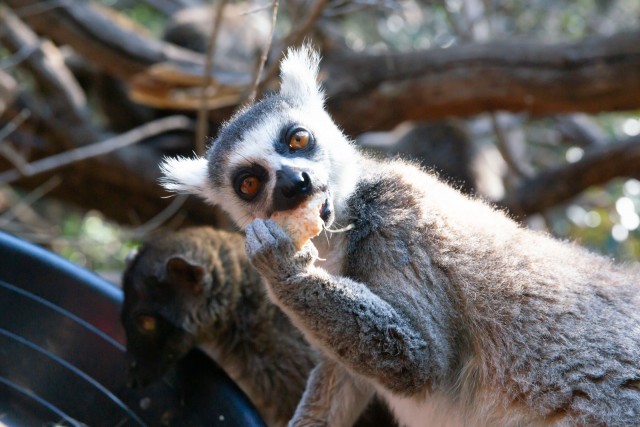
left=245, top=219, right=318, bottom=283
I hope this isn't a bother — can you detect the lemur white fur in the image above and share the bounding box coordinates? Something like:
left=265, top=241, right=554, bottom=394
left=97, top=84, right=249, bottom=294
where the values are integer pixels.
left=161, top=46, right=640, bottom=426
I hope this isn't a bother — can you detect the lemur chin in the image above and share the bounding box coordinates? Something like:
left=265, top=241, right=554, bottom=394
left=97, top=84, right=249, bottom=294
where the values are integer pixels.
left=161, top=46, right=640, bottom=426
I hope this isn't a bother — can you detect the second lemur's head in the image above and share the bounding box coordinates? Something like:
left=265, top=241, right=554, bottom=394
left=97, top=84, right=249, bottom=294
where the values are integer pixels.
left=161, top=46, right=359, bottom=229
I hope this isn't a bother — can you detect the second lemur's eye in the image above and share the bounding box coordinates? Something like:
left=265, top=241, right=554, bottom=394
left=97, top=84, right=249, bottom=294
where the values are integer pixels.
left=286, top=127, right=313, bottom=151
left=137, top=314, right=157, bottom=334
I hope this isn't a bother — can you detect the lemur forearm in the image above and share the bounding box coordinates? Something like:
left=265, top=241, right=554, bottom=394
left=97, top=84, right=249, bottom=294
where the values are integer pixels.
left=290, top=358, right=373, bottom=427
left=268, top=267, right=430, bottom=392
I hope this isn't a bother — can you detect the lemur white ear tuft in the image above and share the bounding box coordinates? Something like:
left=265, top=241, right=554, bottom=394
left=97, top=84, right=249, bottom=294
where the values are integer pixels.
left=159, top=156, right=212, bottom=199
left=279, top=45, right=324, bottom=105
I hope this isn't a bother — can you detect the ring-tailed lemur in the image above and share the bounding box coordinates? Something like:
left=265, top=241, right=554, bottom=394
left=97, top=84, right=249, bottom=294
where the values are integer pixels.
left=160, top=47, right=640, bottom=426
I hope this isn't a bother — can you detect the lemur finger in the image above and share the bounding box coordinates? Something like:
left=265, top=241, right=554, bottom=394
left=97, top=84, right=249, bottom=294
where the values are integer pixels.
left=244, top=222, right=262, bottom=255
left=264, top=219, right=298, bottom=252
left=251, top=219, right=278, bottom=246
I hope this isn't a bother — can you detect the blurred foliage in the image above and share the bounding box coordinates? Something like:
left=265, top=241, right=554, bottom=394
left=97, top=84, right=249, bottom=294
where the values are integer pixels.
left=336, top=0, right=640, bottom=52
left=550, top=179, right=640, bottom=262
left=52, top=210, right=140, bottom=273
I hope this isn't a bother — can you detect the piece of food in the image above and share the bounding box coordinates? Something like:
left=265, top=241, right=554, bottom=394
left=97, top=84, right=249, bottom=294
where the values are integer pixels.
left=271, top=195, right=325, bottom=250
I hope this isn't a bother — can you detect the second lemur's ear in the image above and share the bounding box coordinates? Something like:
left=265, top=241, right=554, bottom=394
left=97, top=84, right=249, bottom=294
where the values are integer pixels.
left=279, top=45, right=324, bottom=106
left=159, top=156, right=216, bottom=203
left=165, top=256, right=206, bottom=295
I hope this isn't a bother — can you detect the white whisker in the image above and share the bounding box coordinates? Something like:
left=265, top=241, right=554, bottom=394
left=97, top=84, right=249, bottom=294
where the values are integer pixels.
left=324, top=223, right=355, bottom=234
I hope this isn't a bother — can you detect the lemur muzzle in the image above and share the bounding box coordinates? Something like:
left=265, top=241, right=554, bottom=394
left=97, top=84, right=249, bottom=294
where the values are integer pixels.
left=273, top=166, right=312, bottom=211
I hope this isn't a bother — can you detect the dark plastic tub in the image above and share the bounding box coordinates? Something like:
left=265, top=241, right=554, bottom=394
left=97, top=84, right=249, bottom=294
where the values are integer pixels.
left=0, top=231, right=266, bottom=427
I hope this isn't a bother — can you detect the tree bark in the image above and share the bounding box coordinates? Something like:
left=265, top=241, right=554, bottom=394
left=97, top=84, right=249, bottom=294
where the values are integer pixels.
left=499, top=135, right=640, bottom=218
left=7, top=0, right=640, bottom=135
left=3, top=0, right=203, bottom=80
left=323, top=30, right=640, bottom=134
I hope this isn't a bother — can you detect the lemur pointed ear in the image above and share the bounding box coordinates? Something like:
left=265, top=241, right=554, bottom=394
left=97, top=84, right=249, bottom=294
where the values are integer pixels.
left=165, top=256, right=205, bottom=295
left=279, top=45, right=324, bottom=105
left=159, top=156, right=214, bottom=202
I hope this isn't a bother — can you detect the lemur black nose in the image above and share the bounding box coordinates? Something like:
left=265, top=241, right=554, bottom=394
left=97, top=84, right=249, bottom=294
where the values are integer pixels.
left=274, top=166, right=312, bottom=211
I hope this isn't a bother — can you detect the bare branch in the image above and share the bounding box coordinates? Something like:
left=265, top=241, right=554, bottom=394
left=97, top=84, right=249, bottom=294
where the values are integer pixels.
left=0, top=175, right=62, bottom=226
left=196, top=0, right=228, bottom=155
left=130, top=194, right=189, bottom=237
left=3, top=0, right=203, bottom=80
left=556, top=114, right=607, bottom=148
left=490, top=113, right=534, bottom=179
left=324, top=29, right=640, bottom=134
left=0, top=69, right=19, bottom=116
left=0, top=116, right=194, bottom=184
left=259, top=0, right=329, bottom=92
left=246, top=0, right=279, bottom=103
left=0, top=5, right=98, bottom=146
left=322, top=0, right=401, bottom=17
left=498, top=135, right=640, bottom=218
left=446, top=0, right=534, bottom=181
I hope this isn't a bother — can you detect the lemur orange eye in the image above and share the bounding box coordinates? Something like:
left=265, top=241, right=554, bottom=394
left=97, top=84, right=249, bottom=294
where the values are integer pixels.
left=234, top=165, right=267, bottom=201
left=137, top=315, right=157, bottom=333
left=240, top=176, right=260, bottom=196
left=289, top=130, right=310, bottom=150
left=284, top=126, right=314, bottom=152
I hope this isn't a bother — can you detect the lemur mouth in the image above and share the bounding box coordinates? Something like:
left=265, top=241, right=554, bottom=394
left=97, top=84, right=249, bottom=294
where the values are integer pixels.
left=320, top=197, right=333, bottom=226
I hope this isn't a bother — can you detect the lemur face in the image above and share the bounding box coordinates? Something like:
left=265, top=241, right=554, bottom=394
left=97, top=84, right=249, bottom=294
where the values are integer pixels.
left=122, top=250, right=204, bottom=387
left=205, top=97, right=344, bottom=229
left=161, top=46, right=359, bottom=230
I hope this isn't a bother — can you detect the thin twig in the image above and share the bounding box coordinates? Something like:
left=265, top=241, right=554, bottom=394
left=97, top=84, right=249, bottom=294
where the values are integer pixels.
left=0, top=115, right=194, bottom=184
left=0, top=41, right=40, bottom=69
left=442, top=0, right=469, bottom=43
left=258, top=0, right=329, bottom=92
left=246, top=0, right=279, bottom=103
left=0, top=4, right=97, bottom=148
left=449, top=0, right=533, bottom=180
left=241, top=3, right=273, bottom=15
left=10, top=0, right=70, bottom=19
left=130, top=194, right=189, bottom=237
left=490, top=114, right=532, bottom=178
left=0, top=181, right=54, bottom=233
left=0, top=108, right=30, bottom=141
left=0, top=175, right=61, bottom=225
left=0, top=110, right=32, bottom=175
left=0, top=144, right=31, bottom=175
left=322, top=0, right=400, bottom=17
left=195, top=0, right=229, bottom=155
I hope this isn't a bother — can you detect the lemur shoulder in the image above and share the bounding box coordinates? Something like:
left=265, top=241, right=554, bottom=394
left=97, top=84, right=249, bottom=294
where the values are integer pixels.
left=161, top=47, right=640, bottom=426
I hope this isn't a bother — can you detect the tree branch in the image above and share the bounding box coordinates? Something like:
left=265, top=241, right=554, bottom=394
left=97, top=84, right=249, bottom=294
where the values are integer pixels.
left=0, top=115, right=194, bottom=184
left=324, top=29, right=640, bottom=134
left=3, top=0, right=203, bottom=80
left=498, top=135, right=640, bottom=218
left=10, top=0, right=640, bottom=136
left=0, top=5, right=98, bottom=146
left=196, top=0, right=228, bottom=155
left=0, top=69, right=18, bottom=116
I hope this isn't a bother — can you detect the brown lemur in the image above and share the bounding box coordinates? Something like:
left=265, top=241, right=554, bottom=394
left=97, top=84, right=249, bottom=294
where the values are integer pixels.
left=121, top=226, right=395, bottom=427
left=121, top=227, right=317, bottom=427
left=160, top=47, right=640, bottom=426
